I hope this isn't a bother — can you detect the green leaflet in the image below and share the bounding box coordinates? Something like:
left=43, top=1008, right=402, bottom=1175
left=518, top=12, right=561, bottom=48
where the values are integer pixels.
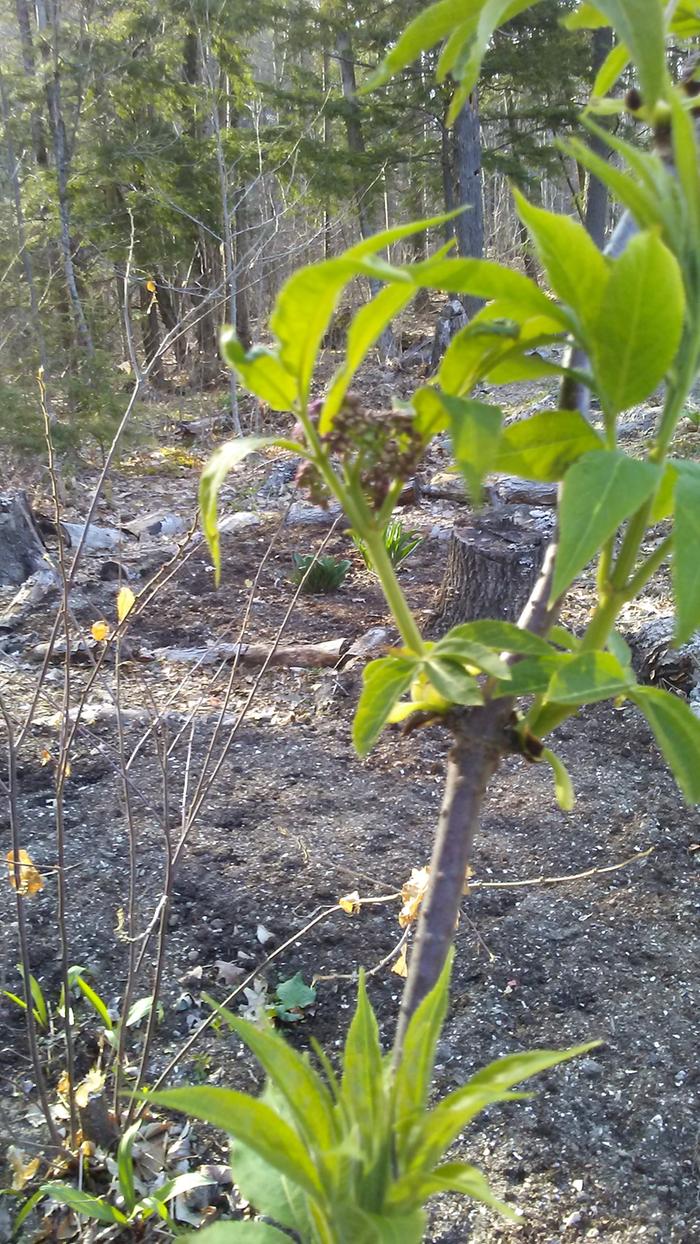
left=443, top=395, right=503, bottom=499
left=445, top=0, right=546, bottom=124
left=388, top=1161, right=516, bottom=1221
left=561, top=135, right=660, bottom=230
left=321, top=282, right=420, bottom=431
left=673, top=468, right=700, bottom=642
left=552, top=451, right=660, bottom=600
left=220, top=332, right=298, bottom=411
left=340, top=972, right=385, bottom=1151
left=591, top=231, right=685, bottom=417
left=514, top=190, right=610, bottom=331
left=436, top=620, right=553, bottom=657
left=423, top=657, right=484, bottom=706
left=545, top=651, right=635, bottom=705
left=495, top=409, right=603, bottom=482
left=199, top=436, right=305, bottom=582
left=362, top=0, right=468, bottom=90
left=39, top=1186, right=128, bottom=1225
left=147, top=1087, right=325, bottom=1202
left=592, top=0, right=668, bottom=107
left=202, top=999, right=336, bottom=1151
left=352, top=655, right=417, bottom=756
left=393, top=955, right=453, bottom=1162
left=631, top=687, right=700, bottom=804
left=542, top=749, right=576, bottom=812
left=592, top=39, right=630, bottom=98
left=182, top=1225, right=293, bottom=1243
left=404, top=1043, right=599, bottom=1176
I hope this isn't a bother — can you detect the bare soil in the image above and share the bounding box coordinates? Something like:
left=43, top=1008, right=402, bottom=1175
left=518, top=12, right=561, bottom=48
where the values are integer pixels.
left=1, top=383, right=699, bottom=1243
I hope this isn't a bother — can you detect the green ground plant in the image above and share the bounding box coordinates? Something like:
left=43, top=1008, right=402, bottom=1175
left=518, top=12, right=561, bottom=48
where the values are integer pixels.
left=353, top=517, right=423, bottom=571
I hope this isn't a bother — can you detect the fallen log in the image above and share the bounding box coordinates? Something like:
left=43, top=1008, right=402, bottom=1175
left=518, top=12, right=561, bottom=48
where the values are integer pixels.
left=152, top=638, right=350, bottom=668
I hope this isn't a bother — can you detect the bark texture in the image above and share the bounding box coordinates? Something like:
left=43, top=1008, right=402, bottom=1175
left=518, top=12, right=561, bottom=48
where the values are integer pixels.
left=0, top=494, right=47, bottom=586
left=431, top=509, right=548, bottom=635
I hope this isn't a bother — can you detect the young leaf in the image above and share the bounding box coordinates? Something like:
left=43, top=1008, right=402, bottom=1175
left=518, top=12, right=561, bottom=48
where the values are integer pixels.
left=181, top=1224, right=295, bottom=1243
left=449, top=1, right=547, bottom=123
left=443, top=396, right=503, bottom=498
left=436, top=620, right=553, bottom=657
left=593, top=0, right=668, bottom=107
left=493, top=654, right=568, bottom=698
left=352, top=655, right=417, bottom=756
left=495, top=410, right=603, bottom=482
left=431, top=634, right=511, bottom=678
left=673, top=470, right=700, bottom=643
left=221, top=331, right=298, bottom=410
left=39, top=1185, right=128, bottom=1225
left=388, top=1160, right=517, bottom=1221
left=362, top=1, right=472, bottom=91
left=541, top=748, right=575, bottom=812
left=423, top=658, right=484, bottom=706
left=117, top=1121, right=140, bottom=1214
left=200, top=437, right=304, bottom=582
left=229, top=1085, right=315, bottom=1235
left=552, top=451, right=660, bottom=600
left=393, top=953, right=453, bottom=1159
left=545, top=651, right=635, bottom=705
left=407, top=1041, right=599, bottom=1175
left=405, top=256, right=569, bottom=323
left=514, top=190, right=609, bottom=329
left=631, top=686, right=700, bottom=804
left=340, top=971, right=385, bottom=1147
left=591, top=39, right=630, bottom=98
left=562, top=135, right=658, bottom=230
left=321, top=282, right=417, bottom=430
left=147, top=1087, right=325, bottom=1202
left=591, top=231, right=685, bottom=416
left=74, top=974, right=113, bottom=1030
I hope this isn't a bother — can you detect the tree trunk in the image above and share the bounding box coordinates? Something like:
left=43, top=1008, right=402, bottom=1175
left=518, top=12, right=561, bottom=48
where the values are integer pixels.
left=140, top=284, right=164, bottom=386
left=35, top=0, right=94, bottom=356
left=451, top=89, right=484, bottom=318
left=431, top=509, right=547, bottom=636
left=14, top=0, right=47, bottom=165
left=155, top=273, right=187, bottom=367
left=234, top=199, right=253, bottom=351
left=584, top=26, right=614, bottom=247
left=0, top=494, right=47, bottom=586
left=0, top=66, right=52, bottom=406
left=336, top=25, right=394, bottom=360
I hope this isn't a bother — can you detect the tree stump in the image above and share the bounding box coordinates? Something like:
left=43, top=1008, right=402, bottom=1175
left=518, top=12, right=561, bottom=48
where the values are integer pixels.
left=0, top=493, right=46, bottom=586
left=430, top=508, right=548, bottom=636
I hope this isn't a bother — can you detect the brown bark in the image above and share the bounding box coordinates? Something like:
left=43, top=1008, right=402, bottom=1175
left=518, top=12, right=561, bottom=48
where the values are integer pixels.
left=336, top=25, right=394, bottom=360
left=140, top=284, right=164, bottom=385
left=0, top=493, right=47, bottom=586
left=35, top=0, right=93, bottom=355
left=431, top=510, right=548, bottom=635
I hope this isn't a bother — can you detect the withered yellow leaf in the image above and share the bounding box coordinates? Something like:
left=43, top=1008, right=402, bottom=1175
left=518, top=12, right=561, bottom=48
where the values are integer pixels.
left=6, top=850, right=44, bottom=896
left=398, top=865, right=430, bottom=928
left=40, top=748, right=52, bottom=767
left=338, top=891, right=361, bottom=915
left=74, top=1065, right=106, bottom=1109
left=56, top=1070, right=70, bottom=1098
left=8, top=1145, right=40, bottom=1190
left=146, top=278, right=157, bottom=293
left=91, top=620, right=109, bottom=641
left=391, top=944, right=408, bottom=978
left=116, top=586, right=136, bottom=622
